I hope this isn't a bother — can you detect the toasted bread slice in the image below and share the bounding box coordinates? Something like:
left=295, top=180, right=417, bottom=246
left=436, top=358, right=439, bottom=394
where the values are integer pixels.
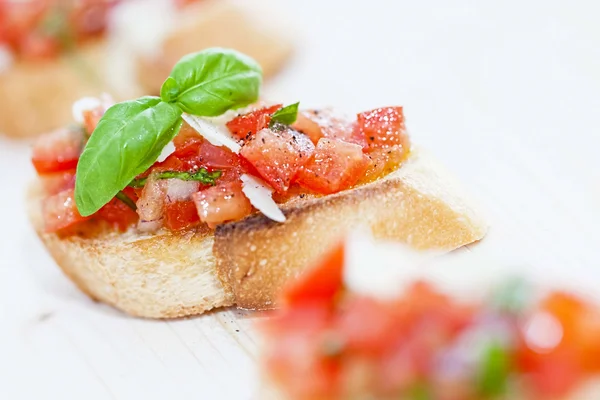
left=28, top=149, right=487, bottom=318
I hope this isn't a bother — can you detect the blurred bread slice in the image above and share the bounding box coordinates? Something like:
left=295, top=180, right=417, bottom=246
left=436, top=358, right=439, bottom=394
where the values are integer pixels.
left=0, top=41, right=110, bottom=139
left=29, top=148, right=486, bottom=318
left=135, top=1, right=293, bottom=95
left=1, top=0, right=292, bottom=138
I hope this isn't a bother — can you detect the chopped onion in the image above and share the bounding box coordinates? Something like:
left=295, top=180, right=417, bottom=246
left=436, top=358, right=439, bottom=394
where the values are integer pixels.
left=240, top=174, right=286, bottom=223
left=136, top=175, right=165, bottom=221
left=182, top=114, right=241, bottom=153
left=137, top=219, right=163, bottom=233
left=165, top=179, right=199, bottom=202
left=72, top=97, right=102, bottom=124
left=157, top=141, right=175, bottom=162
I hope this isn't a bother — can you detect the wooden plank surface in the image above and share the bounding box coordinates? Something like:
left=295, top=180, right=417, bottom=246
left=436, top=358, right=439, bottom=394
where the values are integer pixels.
left=2, top=0, right=600, bottom=398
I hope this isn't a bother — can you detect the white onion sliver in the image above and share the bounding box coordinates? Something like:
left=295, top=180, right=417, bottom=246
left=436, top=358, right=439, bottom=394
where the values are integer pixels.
left=182, top=114, right=241, bottom=153
left=165, top=179, right=199, bottom=202
left=72, top=97, right=102, bottom=123
left=137, top=176, right=165, bottom=221
left=240, top=174, right=286, bottom=223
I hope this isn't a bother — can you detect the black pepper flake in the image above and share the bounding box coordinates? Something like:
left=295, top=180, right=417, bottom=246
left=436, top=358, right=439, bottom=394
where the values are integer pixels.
left=299, top=194, right=306, bottom=199
left=262, top=138, right=266, bottom=144
left=369, top=136, right=375, bottom=141
left=235, top=329, right=240, bottom=332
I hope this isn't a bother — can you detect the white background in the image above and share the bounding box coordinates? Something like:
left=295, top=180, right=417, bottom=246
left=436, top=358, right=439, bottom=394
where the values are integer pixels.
left=1, top=0, right=600, bottom=398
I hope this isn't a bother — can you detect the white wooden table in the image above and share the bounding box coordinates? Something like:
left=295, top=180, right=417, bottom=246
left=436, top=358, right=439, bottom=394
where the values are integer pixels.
left=2, top=0, right=600, bottom=398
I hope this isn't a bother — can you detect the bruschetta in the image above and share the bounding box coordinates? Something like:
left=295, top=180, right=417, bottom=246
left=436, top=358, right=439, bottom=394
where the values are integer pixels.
left=260, top=240, right=600, bottom=400
left=0, top=0, right=292, bottom=138
left=28, top=48, right=487, bottom=318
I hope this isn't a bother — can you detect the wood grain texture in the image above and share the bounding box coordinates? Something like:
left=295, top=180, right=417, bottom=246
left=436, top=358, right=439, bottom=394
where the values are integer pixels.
left=2, top=0, right=600, bottom=399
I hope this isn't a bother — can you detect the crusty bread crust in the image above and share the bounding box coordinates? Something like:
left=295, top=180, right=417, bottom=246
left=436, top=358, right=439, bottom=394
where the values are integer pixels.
left=135, top=1, right=293, bottom=95
left=28, top=184, right=232, bottom=318
left=214, top=149, right=488, bottom=309
left=28, top=149, right=487, bottom=318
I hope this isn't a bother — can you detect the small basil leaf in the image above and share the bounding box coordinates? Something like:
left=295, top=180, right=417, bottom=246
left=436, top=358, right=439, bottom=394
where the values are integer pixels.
left=170, top=48, right=262, bottom=116
left=75, top=97, right=182, bottom=216
left=160, top=76, right=180, bottom=103
left=269, top=102, right=299, bottom=127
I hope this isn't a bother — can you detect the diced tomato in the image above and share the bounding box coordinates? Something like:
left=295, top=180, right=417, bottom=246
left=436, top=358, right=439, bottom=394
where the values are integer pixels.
left=356, top=107, right=409, bottom=149
left=32, top=127, right=84, bottom=174
left=517, top=292, right=600, bottom=380
left=164, top=200, right=201, bottom=231
left=362, top=145, right=408, bottom=182
left=520, top=346, right=582, bottom=397
left=42, top=188, right=89, bottom=233
left=173, top=133, right=242, bottom=172
left=151, top=154, right=186, bottom=173
left=282, top=241, right=345, bottom=307
left=173, top=122, right=202, bottom=149
left=70, top=1, right=112, bottom=37
left=292, top=111, right=323, bottom=144
left=83, top=106, right=105, bottom=135
left=197, top=139, right=242, bottom=170
left=293, top=109, right=368, bottom=148
left=1, top=1, right=119, bottom=58
left=295, top=138, right=370, bottom=194
left=40, top=169, right=76, bottom=195
left=515, top=291, right=600, bottom=396
left=18, top=33, right=60, bottom=59
left=96, top=195, right=139, bottom=232
left=336, top=297, right=400, bottom=355
left=226, top=104, right=282, bottom=140
left=192, top=181, right=252, bottom=226
left=241, top=127, right=314, bottom=193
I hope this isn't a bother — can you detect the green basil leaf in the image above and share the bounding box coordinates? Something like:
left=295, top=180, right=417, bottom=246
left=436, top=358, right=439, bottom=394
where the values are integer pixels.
left=75, top=97, right=182, bottom=216
left=168, top=48, right=262, bottom=116
left=269, top=102, right=299, bottom=127
left=160, top=76, right=180, bottom=103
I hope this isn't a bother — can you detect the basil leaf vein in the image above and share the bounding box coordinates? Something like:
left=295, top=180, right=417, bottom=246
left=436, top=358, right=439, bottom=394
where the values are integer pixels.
left=75, top=97, right=182, bottom=216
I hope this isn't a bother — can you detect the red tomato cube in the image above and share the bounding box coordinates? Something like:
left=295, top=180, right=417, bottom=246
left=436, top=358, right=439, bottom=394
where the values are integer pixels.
left=356, top=107, right=409, bottom=149
left=32, top=127, right=84, bottom=174
left=96, top=194, right=139, bottom=232
left=226, top=104, right=282, bottom=140
left=42, top=188, right=89, bottom=233
left=164, top=200, right=201, bottom=231
left=295, top=138, right=370, bottom=194
left=192, top=181, right=252, bottom=226
left=293, top=109, right=368, bottom=148
left=241, top=127, right=315, bottom=193
left=282, top=241, right=345, bottom=307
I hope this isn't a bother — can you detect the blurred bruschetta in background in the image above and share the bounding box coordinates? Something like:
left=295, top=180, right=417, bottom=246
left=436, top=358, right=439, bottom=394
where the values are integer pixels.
left=0, top=0, right=292, bottom=138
